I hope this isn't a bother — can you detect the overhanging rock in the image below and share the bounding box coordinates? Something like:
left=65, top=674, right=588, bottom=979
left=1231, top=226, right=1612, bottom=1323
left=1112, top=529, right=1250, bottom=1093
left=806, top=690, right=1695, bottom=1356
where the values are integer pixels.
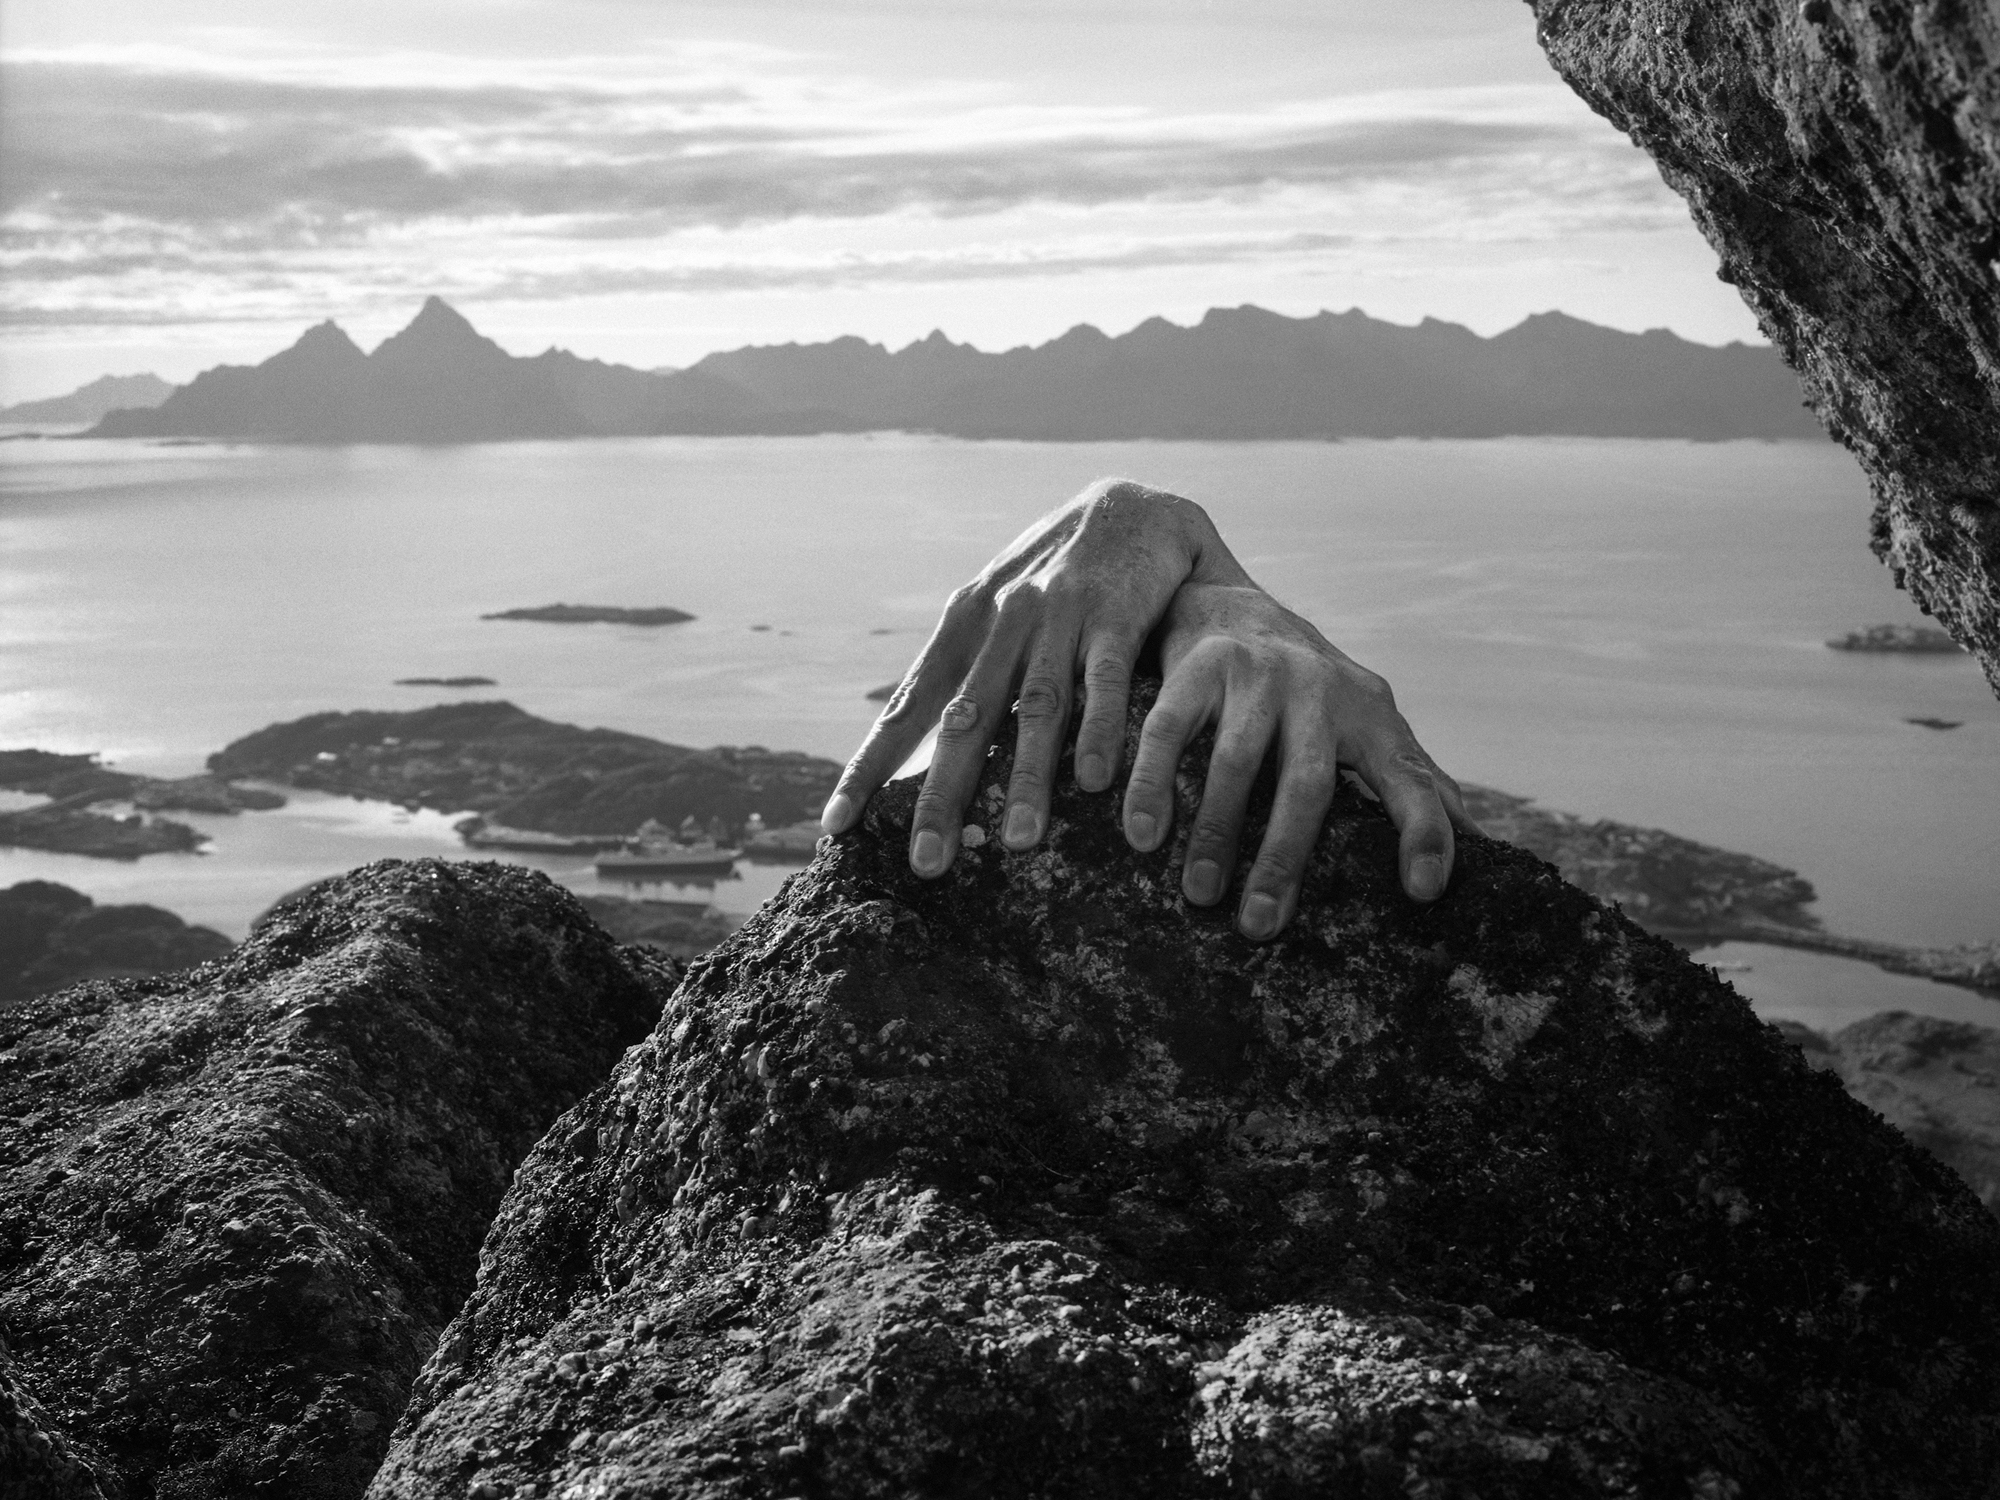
left=1530, top=0, right=2000, bottom=695
left=372, top=690, right=2000, bottom=1497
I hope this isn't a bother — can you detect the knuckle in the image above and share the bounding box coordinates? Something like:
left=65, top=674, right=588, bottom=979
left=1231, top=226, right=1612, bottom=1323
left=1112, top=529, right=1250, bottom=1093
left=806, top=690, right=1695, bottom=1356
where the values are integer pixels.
left=874, top=678, right=918, bottom=722
left=1014, top=674, right=1066, bottom=722
left=1143, top=705, right=1193, bottom=744
left=1208, top=743, right=1263, bottom=783
left=993, top=579, right=1042, bottom=622
left=911, top=785, right=958, bottom=824
left=1008, top=761, right=1048, bottom=797
left=934, top=695, right=984, bottom=741
left=1083, top=650, right=1131, bottom=690
left=1387, top=751, right=1439, bottom=796
left=1189, top=812, right=1237, bottom=850
left=1124, top=764, right=1174, bottom=803
left=1286, top=755, right=1340, bottom=798
left=1252, top=843, right=1306, bottom=887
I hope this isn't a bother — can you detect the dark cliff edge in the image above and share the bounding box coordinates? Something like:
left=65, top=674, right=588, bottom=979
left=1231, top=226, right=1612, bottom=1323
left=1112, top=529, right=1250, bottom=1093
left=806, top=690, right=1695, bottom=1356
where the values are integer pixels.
left=0, top=862, right=674, bottom=1498
left=366, top=688, right=2000, bottom=1498
left=1530, top=0, right=2000, bottom=694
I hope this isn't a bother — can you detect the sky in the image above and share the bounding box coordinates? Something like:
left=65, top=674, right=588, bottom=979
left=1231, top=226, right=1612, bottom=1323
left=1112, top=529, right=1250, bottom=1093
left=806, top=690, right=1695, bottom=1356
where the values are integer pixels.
left=0, top=0, right=1766, bottom=403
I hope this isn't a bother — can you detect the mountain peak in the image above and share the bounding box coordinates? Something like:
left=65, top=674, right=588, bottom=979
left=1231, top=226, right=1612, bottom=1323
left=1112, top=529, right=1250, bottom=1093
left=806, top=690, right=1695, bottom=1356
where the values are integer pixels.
left=369, top=296, right=515, bottom=371
left=275, top=320, right=366, bottom=367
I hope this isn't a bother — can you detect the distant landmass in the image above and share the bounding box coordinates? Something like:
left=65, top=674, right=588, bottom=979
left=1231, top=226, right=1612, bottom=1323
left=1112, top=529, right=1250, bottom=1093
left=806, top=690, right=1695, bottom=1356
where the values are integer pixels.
left=1827, top=623, right=1966, bottom=653
left=2, top=372, right=174, bottom=426
left=84, top=296, right=1826, bottom=444
left=0, top=880, right=231, bottom=1010
left=481, top=604, right=695, bottom=626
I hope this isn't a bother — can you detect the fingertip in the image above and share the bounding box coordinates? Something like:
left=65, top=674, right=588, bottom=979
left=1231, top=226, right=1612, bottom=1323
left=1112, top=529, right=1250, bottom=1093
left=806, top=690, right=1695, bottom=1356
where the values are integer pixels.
left=1237, top=890, right=1283, bottom=940
left=1075, top=749, right=1109, bottom=793
left=911, top=826, right=950, bottom=878
left=1125, top=807, right=1160, bottom=851
left=820, top=791, right=856, bottom=836
left=1001, top=801, right=1042, bottom=850
left=1405, top=851, right=1447, bottom=903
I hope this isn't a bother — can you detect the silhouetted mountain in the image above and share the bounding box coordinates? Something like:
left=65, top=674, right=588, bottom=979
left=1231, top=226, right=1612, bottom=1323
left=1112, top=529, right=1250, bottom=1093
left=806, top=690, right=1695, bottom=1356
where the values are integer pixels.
left=0, top=372, right=173, bottom=425
left=87, top=297, right=1826, bottom=442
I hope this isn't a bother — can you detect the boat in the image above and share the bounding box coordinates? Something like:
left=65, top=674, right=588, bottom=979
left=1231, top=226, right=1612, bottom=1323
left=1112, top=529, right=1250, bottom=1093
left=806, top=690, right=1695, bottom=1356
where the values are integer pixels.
left=462, top=820, right=630, bottom=854
left=595, top=838, right=741, bottom=878
left=742, top=819, right=827, bottom=860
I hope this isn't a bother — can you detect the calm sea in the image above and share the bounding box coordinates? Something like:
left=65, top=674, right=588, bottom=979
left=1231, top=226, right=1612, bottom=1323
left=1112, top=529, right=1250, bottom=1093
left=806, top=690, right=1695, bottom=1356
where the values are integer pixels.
left=1, top=434, right=1993, bottom=1026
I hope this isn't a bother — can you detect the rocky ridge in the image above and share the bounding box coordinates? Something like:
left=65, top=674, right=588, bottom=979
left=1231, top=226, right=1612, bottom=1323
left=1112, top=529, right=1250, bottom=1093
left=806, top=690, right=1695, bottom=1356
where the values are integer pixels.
left=0, top=861, right=673, bottom=1497
left=367, top=689, right=2000, bottom=1497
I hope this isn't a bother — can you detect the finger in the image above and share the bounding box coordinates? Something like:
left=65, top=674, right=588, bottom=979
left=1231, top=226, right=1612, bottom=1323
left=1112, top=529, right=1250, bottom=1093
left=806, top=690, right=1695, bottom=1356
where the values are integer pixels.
left=1001, top=631, right=1077, bottom=850
left=1121, top=660, right=1221, bottom=853
left=1236, top=732, right=1339, bottom=940
left=1178, top=692, right=1278, bottom=916
left=1347, top=724, right=1456, bottom=903
left=822, top=590, right=984, bottom=834
left=1431, top=765, right=1481, bottom=836
left=1072, top=632, right=1137, bottom=793
left=908, top=619, right=1028, bottom=876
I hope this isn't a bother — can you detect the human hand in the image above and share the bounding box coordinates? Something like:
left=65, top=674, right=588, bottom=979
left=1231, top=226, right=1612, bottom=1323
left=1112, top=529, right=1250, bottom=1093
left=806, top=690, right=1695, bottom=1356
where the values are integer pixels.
left=1127, top=578, right=1472, bottom=937
left=820, top=479, right=1245, bottom=869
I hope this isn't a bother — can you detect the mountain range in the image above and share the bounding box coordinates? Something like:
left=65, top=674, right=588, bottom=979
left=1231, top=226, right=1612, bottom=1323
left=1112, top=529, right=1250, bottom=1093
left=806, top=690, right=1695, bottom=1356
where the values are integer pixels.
left=78, top=296, right=1824, bottom=443
left=0, top=373, right=174, bottom=426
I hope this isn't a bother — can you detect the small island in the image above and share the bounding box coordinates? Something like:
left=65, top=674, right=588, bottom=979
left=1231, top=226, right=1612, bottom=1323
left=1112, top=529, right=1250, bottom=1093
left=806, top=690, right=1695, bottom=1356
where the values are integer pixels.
left=0, top=749, right=281, bottom=859
left=480, top=604, right=694, bottom=626
left=1827, top=622, right=1966, bottom=652
left=395, top=676, right=497, bottom=687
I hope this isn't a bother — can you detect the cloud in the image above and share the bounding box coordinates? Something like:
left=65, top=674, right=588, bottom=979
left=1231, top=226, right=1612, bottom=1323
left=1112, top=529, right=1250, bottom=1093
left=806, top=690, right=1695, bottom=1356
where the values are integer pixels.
left=0, top=48, right=1686, bottom=329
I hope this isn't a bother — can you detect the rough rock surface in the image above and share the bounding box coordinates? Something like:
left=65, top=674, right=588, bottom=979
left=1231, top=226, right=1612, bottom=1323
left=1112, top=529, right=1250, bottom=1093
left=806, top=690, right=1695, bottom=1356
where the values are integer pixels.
left=1529, top=0, right=2000, bottom=694
left=372, top=690, right=2000, bottom=1498
left=0, top=861, right=672, bottom=1498
left=1782, top=1010, right=2000, bottom=1215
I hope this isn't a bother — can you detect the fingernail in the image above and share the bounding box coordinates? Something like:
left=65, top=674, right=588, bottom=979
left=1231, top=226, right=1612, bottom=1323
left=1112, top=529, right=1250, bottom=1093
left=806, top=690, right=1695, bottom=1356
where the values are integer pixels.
left=1239, top=892, right=1281, bottom=939
left=1003, top=803, right=1038, bottom=848
left=1185, top=858, right=1221, bottom=905
left=1127, top=810, right=1157, bottom=849
left=911, top=829, right=946, bottom=876
left=1409, top=854, right=1445, bottom=902
left=1077, top=752, right=1105, bottom=789
left=820, top=792, right=854, bottom=836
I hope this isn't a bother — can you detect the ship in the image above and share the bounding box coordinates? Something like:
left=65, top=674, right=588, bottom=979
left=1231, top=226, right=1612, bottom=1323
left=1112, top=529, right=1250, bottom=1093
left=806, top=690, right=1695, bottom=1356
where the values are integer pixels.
left=742, top=818, right=827, bottom=860
left=594, top=819, right=741, bottom=878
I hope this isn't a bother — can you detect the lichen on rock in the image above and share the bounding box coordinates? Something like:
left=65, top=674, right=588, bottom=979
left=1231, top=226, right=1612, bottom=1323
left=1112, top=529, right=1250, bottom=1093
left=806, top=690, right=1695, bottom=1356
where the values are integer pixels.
left=370, top=686, right=2000, bottom=1497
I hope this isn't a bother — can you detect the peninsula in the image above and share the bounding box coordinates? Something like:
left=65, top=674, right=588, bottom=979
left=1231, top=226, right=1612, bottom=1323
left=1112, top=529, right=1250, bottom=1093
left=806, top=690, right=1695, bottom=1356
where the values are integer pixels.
left=205, top=701, right=840, bottom=837
left=480, top=604, right=694, bottom=626
left=0, top=749, right=282, bottom=859
left=1828, top=623, right=1967, bottom=652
